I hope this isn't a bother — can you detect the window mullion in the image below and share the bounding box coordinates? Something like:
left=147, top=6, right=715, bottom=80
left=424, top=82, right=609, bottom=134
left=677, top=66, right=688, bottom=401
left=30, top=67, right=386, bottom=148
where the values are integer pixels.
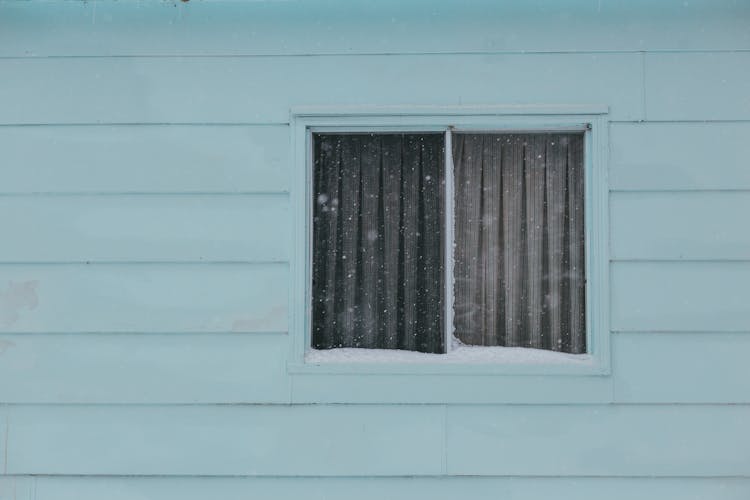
left=444, top=127, right=455, bottom=354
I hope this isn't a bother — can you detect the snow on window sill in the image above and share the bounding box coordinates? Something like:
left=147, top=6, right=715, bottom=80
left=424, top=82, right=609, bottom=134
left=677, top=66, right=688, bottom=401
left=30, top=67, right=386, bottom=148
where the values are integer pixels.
left=288, top=344, right=604, bottom=376
left=305, top=345, right=592, bottom=365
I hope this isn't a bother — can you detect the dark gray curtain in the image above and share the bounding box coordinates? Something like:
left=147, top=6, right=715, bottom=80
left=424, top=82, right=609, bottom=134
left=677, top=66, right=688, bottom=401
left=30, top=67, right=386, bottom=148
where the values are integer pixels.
left=312, top=133, right=445, bottom=353
left=452, top=133, right=586, bottom=353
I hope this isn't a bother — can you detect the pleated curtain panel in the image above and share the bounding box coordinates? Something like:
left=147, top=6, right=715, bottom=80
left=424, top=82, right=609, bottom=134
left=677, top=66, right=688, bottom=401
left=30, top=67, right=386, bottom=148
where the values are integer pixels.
left=312, top=132, right=585, bottom=355
left=452, top=133, right=585, bottom=354
left=312, top=134, right=446, bottom=354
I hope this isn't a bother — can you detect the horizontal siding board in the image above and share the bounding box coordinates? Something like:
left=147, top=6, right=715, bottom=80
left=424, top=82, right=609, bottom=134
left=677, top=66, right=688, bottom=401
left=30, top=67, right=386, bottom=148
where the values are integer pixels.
left=0, top=53, right=642, bottom=124
left=613, top=332, right=750, bottom=403
left=0, top=333, right=290, bottom=404
left=0, top=263, right=287, bottom=333
left=0, top=195, right=290, bottom=262
left=5, top=405, right=444, bottom=476
left=9, top=404, right=749, bottom=477
left=0, top=125, right=290, bottom=194
left=611, top=262, right=750, bottom=332
left=610, top=122, right=750, bottom=191
left=291, top=373, right=612, bottom=404
left=0, top=405, right=5, bottom=474
left=611, top=192, right=750, bottom=260
left=446, top=405, right=750, bottom=476
left=0, top=477, right=33, bottom=500
left=1, top=0, right=748, bottom=56
left=27, top=477, right=750, bottom=500
left=645, top=52, right=750, bottom=120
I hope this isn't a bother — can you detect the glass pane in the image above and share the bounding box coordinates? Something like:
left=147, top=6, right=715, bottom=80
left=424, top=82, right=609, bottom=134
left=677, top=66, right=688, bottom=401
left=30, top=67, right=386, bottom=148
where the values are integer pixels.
left=452, top=133, right=586, bottom=353
left=311, top=133, right=445, bottom=353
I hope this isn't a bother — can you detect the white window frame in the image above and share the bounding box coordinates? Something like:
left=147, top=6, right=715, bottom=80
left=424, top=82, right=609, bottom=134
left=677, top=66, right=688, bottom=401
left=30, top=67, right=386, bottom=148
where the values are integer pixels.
left=289, top=105, right=610, bottom=377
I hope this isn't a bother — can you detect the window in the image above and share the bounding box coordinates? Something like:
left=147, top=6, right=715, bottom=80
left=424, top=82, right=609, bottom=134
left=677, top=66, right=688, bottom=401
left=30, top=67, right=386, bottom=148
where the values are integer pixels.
left=310, top=129, right=586, bottom=356
left=291, top=107, right=609, bottom=376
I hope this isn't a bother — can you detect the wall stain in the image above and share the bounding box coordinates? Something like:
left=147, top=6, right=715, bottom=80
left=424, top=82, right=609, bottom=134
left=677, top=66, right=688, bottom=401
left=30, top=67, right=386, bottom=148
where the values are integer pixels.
left=0, top=340, right=15, bottom=355
left=232, top=305, right=287, bottom=332
left=0, top=280, right=39, bottom=328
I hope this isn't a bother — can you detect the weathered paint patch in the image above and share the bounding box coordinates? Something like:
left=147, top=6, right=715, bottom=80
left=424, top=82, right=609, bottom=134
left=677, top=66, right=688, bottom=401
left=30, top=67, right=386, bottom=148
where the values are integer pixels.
left=0, top=340, right=15, bottom=356
left=0, top=281, right=38, bottom=328
left=231, top=305, right=288, bottom=332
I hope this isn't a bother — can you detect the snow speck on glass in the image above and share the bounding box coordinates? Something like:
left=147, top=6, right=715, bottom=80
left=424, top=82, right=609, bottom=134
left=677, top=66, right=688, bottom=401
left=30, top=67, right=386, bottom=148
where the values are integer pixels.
left=310, top=131, right=586, bottom=363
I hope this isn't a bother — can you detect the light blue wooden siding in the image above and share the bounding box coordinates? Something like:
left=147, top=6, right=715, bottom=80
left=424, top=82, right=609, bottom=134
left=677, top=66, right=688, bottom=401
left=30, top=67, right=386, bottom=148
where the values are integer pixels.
left=645, top=53, right=750, bottom=120
left=6, top=405, right=445, bottom=476
left=0, top=54, right=643, bottom=123
left=0, top=125, right=290, bottom=193
left=0, top=333, right=291, bottom=403
left=611, top=192, right=750, bottom=260
left=612, top=262, right=750, bottom=332
left=5, top=404, right=749, bottom=476
left=1, top=0, right=748, bottom=55
left=609, top=122, right=750, bottom=190
left=446, top=405, right=750, bottom=476
left=1, top=1, right=748, bottom=499
left=0, top=264, right=288, bottom=333
left=0, top=195, right=289, bottom=262
left=613, top=333, right=750, bottom=403
left=4, top=476, right=749, bottom=500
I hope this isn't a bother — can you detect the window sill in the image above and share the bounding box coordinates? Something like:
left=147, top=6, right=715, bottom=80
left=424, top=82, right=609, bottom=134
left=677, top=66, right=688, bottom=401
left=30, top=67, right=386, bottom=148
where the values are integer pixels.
left=288, top=347, right=608, bottom=376
left=287, top=349, right=612, bottom=404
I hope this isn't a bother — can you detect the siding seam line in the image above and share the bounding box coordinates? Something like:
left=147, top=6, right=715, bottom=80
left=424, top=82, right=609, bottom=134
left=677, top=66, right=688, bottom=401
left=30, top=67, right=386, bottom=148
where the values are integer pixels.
left=3, top=406, right=8, bottom=475
left=0, top=331, right=289, bottom=336
left=5, top=120, right=750, bottom=127
left=612, top=330, right=750, bottom=334
left=1, top=49, right=749, bottom=59
left=442, top=405, right=448, bottom=475
left=610, top=120, right=750, bottom=123
left=0, top=261, right=291, bottom=266
left=610, top=259, right=750, bottom=263
left=0, top=123, right=288, bottom=127
left=289, top=367, right=295, bottom=404
left=609, top=188, right=750, bottom=193
left=0, top=192, right=290, bottom=196
left=5, top=474, right=750, bottom=479
left=0, top=402, right=634, bottom=407
left=640, top=51, right=647, bottom=121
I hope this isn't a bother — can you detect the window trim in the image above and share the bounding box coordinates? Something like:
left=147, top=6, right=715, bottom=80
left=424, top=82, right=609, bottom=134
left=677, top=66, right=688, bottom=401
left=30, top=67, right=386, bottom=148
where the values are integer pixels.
left=289, top=105, right=610, bottom=377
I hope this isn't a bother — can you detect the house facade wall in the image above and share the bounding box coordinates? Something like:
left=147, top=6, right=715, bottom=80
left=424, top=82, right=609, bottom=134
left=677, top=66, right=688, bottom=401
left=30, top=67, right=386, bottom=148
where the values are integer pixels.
left=0, top=1, right=749, bottom=498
